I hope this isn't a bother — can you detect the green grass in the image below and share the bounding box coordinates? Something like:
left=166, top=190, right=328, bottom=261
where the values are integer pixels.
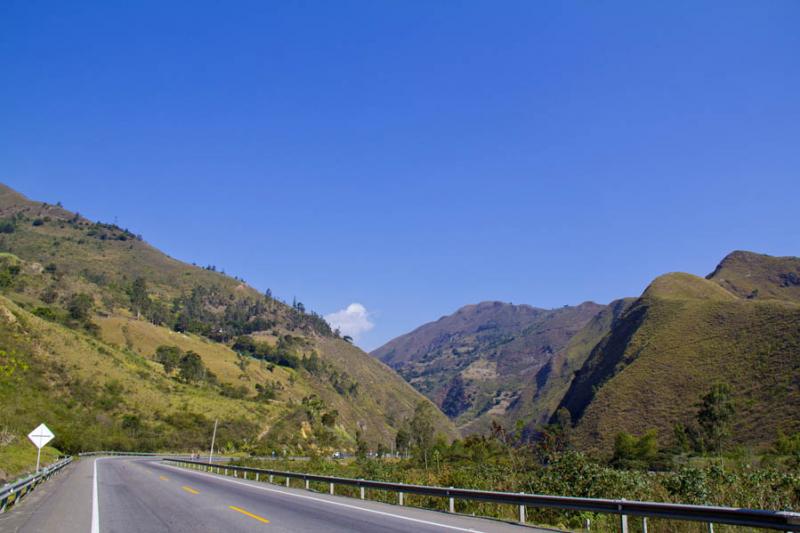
left=0, top=438, right=61, bottom=481
left=564, top=293, right=800, bottom=454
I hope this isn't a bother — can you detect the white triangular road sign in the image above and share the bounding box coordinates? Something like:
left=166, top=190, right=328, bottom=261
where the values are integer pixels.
left=28, top=423, right=54, bottom=449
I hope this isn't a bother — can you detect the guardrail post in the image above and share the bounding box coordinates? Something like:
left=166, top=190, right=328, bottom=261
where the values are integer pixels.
left=285, top=477, right=290, bottom=487
left=305, top=478, right=310, bottom=490
left=360, top=482, right=365, bottom=500
left=619, top=500, right=628, bottom=533
left=224, top=468, right=228, bottom=476
left=329, top=482, right=334, bottom=495
left=398, top=492, right=404, bottom=506
left=256, top=473, right=259, bottom=482
left=708, top=523, right=714, bottom=533
left=642, top=517, right=648, bottom=533
left=519, top=493, right=526, bottom=524
left=449, top=488, right=454, bottom=513
left=269, top=474, right=273, bottom=483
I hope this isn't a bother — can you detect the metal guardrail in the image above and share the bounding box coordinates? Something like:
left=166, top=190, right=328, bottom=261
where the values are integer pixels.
left=79, top=451, right=231, bottom=462
left=165, top=458, right=800, bottom=531
left=0, top=457, right=73, bottom=514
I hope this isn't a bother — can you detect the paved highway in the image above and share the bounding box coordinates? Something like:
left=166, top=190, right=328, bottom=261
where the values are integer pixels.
left=0, top=456, right=545, bottom=532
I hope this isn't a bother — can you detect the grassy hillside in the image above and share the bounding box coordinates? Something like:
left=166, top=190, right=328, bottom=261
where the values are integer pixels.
left=372, top=301, right=605, bottom=434
left=509, top=298, right=634, bottom=432
left=0, top=184, right=454, bottom=474
left=707, top=250, right=800, bottom=302
left=558, top=262, right=800, bottom=454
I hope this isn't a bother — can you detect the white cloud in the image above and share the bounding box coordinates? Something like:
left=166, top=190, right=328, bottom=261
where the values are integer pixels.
left=325, top=303, right=374, bottom=341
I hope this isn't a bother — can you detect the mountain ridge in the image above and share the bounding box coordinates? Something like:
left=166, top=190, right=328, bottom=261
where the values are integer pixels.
left=0, top=183, right=456, bottom=462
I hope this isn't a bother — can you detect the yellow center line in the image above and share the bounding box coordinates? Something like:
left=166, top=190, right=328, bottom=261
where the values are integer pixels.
left=181, top=485, right=200, bottom=494
left=229, top=505, right=270, bottom=524
left=159, top=476, right=168, bottom=481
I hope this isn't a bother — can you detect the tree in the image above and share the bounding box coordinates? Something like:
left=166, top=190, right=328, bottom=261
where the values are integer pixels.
left=696, top=383, right=735, bottom=454
left=129, top=277, right=150, bottom=319
left=321, top=410, right=338, bottom=427
left=355, top=430, right=369, bottom=460
left=155, top=345, right=183, bottom=374
left=409, top=401, right=436, bottom=468
left=68, top=293, right=93, bottom=321
left=178, top=351, right=206, bottom=383
left=395, top=424, right=411, bottom=455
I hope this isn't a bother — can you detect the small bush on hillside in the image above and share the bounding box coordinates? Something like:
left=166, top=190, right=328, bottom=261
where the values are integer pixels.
left=611, top=429, right=659, bottom=469
left=178, top=351, right=204, bottom=382
left=155, top=345, right=182, bottom=374
left=67, top=293, right=93, bottom=321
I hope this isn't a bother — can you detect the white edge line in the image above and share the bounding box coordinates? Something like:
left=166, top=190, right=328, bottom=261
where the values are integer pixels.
left=91, top=459, right=99, bottom=533
left=159, top=462, right=485, bottom=532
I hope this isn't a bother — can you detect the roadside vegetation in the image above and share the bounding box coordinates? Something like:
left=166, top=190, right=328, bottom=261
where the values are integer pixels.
left=234, top=399, right=800, bottom=531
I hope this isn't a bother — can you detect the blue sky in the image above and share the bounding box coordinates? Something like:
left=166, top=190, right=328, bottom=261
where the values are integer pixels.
left=2, top=1, right=798, bottom=350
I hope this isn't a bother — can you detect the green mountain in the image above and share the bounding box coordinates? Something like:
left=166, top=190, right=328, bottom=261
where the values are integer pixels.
left=0, top=184, right=455, bottom=467
left=371, top=301, right=606, bottom=434
left=558, top=253, right=800, bottom=453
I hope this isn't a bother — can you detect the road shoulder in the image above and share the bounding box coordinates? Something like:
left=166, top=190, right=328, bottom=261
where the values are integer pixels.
left=0, top=458, right=92, bottom=533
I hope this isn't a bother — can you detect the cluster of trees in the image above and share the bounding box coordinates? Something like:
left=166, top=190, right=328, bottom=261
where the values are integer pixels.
left=154, top=345, right=214, bottom=384
left=603, top=384, right=737, bottom=469
left=32, top=291, right=100, bottom=335
left=125, top=277, right=333, bottom=344
left=394, top=402, right=437, bottom=466
left=233, top=334, right=305, bottom=369
left=300, top=351, right=358, bottom=397
left=83, top=221, right=141, bottom=242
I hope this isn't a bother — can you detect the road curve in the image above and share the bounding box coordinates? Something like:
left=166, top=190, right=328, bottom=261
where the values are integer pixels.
left=1, top=456, right=549, bottom=532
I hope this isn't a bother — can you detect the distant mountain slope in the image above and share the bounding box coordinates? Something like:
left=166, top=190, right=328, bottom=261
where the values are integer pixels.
left=707, top=250, right=800, bottom=302
left=509, top=298, right=635, bottom=432
left=371, top=301, right=605, bottom=433
left=558, top=255, right=800, bottom=453
left=0, top=183, right=455, bottom=459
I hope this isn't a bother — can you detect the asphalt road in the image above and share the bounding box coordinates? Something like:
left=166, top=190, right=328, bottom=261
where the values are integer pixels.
left=1, top=456, right=546, bottom=532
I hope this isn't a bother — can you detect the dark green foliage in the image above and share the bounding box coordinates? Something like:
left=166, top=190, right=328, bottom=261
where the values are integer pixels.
left=169, top=284, right=330, bottom=342
left=0, top=219, right=16, bottom=233
left=128, top=277, right=151, bottom=318
left=155, top=345, right=182, bottom=374
left=0, top=262, right=20, bottom=288
left=611, top=429, right=659, bottom=469
left=255, top=380, right=281, bottom=401
left=321, top=409, right=338, bottom=427
left=775, top=431, right=800, bottom=459
left=233, top=334, right=302, bottom=369
left=395, top=426, right=411, bottom=453
left=178, top=351, right=207, bottom=383
left=441, top=374, right=468, bottom=417
left=67, top=293, right=93, bottom=321
left=32, top=218, right=44, bottom=226
left=219, top=383, right=249, bottom=399
left=696, top=383, right=735, bottom=453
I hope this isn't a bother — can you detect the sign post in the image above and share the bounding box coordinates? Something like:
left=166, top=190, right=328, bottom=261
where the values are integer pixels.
left=208, top=419, right=218, bottom=464
left=28, top=423, right=55, bottom=472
